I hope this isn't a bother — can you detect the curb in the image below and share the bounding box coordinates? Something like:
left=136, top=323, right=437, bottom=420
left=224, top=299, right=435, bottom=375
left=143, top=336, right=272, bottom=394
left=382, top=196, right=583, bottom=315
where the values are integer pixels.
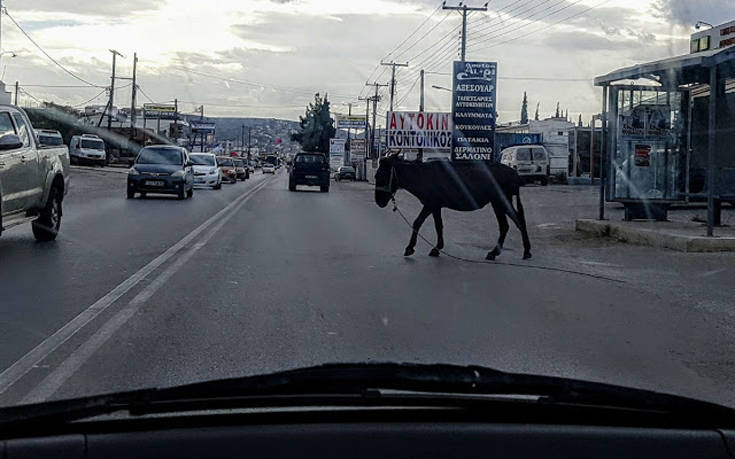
left=70, top=165, right=129, bottom=175
left=575, top=219, right=735, bottom=252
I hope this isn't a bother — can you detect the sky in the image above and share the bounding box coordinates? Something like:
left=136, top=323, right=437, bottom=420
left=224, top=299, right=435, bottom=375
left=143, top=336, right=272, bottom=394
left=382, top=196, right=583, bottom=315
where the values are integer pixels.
left=2, top=0, right=734, bottom=124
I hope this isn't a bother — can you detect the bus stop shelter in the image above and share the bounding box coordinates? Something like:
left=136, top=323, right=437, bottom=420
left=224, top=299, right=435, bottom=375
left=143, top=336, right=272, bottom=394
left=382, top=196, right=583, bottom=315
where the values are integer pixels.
left=594, top=45, right=735, bottom=236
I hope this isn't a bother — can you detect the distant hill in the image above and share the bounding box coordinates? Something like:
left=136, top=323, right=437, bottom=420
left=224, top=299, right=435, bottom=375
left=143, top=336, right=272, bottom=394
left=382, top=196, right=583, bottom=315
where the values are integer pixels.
left=183, top=116, right=300, bottom=153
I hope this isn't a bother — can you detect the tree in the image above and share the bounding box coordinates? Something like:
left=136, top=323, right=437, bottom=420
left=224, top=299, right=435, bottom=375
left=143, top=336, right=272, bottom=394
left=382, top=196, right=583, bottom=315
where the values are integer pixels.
left=520, top=91, right=528, bottom=124
left=291, top=93, right=336, bottom=154
left=578, top=114, right=583, bottom=127
left=564, top=109, right=568, bottom=121
left=534, top=102, right=540, bottom=121
left=554, top=102, right=560, bottom=118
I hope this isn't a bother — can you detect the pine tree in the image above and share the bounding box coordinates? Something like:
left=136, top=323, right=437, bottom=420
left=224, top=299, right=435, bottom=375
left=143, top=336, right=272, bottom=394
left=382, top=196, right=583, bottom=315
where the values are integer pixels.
left=291, top=93, right=336, bottom=153
left=565, top=109, right=568, bottom=120
left=534, top=102, right=540, bottom=121
left=555, top=102, right=560, bottom=118
left=578, top=114, right=583, bottom=127
left=520, top=91, right=528, bottom=124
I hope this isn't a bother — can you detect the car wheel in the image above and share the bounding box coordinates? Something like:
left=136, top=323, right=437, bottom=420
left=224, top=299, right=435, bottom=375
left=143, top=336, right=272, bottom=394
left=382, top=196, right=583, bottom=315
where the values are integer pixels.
left=540, top=177, right=548, bottom=186
left=214, top=181, right=222, bottom=190
left=187, top=188, right=194, bottom=199
left=140, top=192, right=147, bottom=199
left=32, top=186, right=62, bottom=242
left=178, top=187, right=186, bottom=200
left=320, top=184, right=329, bottom=193
left=127, top=190, right=135, bottom=199
left=289, top=180, right=296, bottom=191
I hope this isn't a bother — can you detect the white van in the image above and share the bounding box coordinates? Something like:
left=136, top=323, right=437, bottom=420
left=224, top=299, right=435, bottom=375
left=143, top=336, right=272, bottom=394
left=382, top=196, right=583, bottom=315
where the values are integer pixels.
left=69, top=134, right=106, bottom=166
left=500, top=144, right=550, bottom=185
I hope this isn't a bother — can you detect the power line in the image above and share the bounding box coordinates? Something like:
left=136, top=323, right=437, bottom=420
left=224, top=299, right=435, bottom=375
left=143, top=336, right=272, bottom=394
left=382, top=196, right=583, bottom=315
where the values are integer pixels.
left=18, top=84, right=104, bottom=89
left=73, top=89, right=109, bottom=107
left=470, top=0, right=564, bottom=42
left=136, top=86, right=156, bottom=103
left=395, top=73, right=421, bottom=107
left=4, top=9, right=104, bottom=88
left=468, top=0, right=602, bottom=51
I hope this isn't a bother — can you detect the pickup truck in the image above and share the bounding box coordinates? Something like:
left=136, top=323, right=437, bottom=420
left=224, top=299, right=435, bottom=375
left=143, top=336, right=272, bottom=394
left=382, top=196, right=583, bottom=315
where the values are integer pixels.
left=0, top=105, right=70, bottom=241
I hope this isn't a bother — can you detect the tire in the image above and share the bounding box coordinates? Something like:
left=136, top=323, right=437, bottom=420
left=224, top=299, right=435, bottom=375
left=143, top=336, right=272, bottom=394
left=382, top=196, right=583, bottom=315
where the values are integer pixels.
left=127, top=190, right=135, bottom=199
left=140, top=192, right=147, bottom=198
left=289, top=181, right=296, bottom=192
left=178, top=188, right=186, bottom=200
left=214, top=181, right=222, bottom=190
left=187, top=188, right=194, bottom=199
left=320, top=184, right=329, bottom=193
left=32, top=186, right=62, bottom=242
left=540, top=177, right=548, bottom=186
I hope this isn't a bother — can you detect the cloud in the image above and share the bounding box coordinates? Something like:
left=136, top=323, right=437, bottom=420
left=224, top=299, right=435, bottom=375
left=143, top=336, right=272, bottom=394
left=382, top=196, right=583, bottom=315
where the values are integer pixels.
left=651, top=0, right=735, bottom=26
left=7, top=0, right=165, bottom=16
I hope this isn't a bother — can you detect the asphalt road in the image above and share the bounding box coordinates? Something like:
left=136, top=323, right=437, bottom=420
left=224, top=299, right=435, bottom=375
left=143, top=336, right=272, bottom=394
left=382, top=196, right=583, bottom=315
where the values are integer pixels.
left=1, top=166, right=734, bottom=408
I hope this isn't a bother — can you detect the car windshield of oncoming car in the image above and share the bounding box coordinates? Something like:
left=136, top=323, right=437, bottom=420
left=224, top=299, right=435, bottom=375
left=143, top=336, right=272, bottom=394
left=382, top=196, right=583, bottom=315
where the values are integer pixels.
left=81, top=139, right=104, bottom=150
left=137, top=148, right=183, bottom=165
left=190, top=155, right=215, bottom=166
left=515, top=148, right=531, bottom=161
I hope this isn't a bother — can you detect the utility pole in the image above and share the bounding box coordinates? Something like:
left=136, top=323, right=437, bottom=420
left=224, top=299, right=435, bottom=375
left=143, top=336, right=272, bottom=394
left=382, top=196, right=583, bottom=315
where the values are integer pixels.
left=14, top=81, right=18, bottom=105
left=380, top=61, right=408, bottom=112
left=130, top=52, right=138, bottom=134
left=247, top=126, right=251, bottom=160
left=199, top=105, right=205, bottom=152
left=107, top=49, right=124, bottom=130
left=364, top=82, right=388, bottom=158
left=442, top=2, right=488, bottom=61
left=173, top=98, right=178, bottom=141
left=419, top=69, right=425, bottom=112
left=241, top=124, right=245, bottom=156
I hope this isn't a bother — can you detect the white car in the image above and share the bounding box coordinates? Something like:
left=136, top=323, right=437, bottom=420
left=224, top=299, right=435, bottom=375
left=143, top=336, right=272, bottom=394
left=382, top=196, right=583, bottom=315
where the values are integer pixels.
left=190, top=153, right=222, bottom=189
left=262, top=164, right=276, bottom=174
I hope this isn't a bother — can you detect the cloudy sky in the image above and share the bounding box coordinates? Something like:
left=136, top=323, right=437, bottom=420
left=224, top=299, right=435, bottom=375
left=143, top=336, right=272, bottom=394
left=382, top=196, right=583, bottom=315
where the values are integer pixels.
left=2, top=0, right=734, bottom=124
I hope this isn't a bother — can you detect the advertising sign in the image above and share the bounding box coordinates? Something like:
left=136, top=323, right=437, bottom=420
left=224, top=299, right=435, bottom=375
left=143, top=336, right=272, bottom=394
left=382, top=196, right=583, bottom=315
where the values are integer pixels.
left=451, top=61, right=497, bottom=161
left=349, top=138, right=366, bottom=154
left=329, top=138, right=346, bottom=154
left=337, top=115, right=368, bottom=130
left=620, top=105, right=670, bottom=140
left=386, top=112, right=452, bottom=149
left=143, top=104, right=177, bottom=120
left=190, top=122, right=216, bottom=133
left=634, top=144, right=651, bottom=167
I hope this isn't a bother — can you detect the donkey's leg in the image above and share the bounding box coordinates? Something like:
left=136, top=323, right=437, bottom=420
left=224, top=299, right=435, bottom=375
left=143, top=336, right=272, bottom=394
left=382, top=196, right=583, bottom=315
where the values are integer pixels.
left=514, top=192, right=532, bottom=259
left=486, top=202, right=509, bottom=260
left=429, top=208, right=444, bottom=257
left=405, top=205, right=432, bottom=256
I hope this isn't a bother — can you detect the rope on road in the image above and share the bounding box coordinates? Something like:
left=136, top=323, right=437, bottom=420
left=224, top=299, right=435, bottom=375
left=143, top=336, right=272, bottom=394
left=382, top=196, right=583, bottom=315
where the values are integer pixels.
left=390, top=197, right=625, bottom=284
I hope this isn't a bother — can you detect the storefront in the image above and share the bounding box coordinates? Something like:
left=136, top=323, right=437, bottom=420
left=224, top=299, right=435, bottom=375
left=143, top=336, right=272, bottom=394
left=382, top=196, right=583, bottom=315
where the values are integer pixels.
left=594, top=45, right=735, bottom=235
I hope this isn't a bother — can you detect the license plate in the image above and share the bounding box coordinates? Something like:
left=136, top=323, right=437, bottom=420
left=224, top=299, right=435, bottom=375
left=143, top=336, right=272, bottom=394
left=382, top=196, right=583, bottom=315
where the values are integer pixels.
left=306, top=175, right=318, bottom=179
left=145, top=180, right=165, bottom=187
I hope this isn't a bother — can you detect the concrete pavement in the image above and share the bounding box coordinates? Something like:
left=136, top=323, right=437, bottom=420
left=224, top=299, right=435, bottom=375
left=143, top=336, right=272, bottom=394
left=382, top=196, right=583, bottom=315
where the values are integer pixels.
left=1, top=170, right=734, bottom=410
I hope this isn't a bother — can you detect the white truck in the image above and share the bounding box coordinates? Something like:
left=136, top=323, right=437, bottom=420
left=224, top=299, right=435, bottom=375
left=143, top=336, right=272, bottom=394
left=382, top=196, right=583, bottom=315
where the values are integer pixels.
left=69, top=133, right=106, bottom=166
left=0, top=105, right=70, bottom=241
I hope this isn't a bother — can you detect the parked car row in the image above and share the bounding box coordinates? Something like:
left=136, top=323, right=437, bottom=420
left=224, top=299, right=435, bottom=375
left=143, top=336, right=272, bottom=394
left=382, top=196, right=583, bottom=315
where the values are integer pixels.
left=127, top=147, right=257, bottom=200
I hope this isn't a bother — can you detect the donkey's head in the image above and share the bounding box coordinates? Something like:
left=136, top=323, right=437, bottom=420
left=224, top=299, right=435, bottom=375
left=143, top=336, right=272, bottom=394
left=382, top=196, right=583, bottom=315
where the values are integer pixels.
left=374, top=155, right=398, bottom=208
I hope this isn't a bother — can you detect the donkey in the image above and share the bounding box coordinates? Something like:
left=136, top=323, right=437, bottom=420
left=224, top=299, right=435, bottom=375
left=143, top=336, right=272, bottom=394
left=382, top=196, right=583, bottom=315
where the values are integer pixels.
left=374, top=156, right=532, bottom=260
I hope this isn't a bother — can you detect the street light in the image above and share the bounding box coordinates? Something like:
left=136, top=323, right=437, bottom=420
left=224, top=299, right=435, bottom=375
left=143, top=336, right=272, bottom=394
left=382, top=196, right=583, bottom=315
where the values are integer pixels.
left=431, top=85, right=452, bottom=92
left=695, top=21, right=714, bottom=30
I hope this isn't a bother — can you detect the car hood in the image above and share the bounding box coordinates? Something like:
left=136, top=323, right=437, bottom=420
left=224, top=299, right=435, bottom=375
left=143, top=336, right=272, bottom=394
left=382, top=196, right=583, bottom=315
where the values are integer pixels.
left=134, top=164, right=183, bottom=175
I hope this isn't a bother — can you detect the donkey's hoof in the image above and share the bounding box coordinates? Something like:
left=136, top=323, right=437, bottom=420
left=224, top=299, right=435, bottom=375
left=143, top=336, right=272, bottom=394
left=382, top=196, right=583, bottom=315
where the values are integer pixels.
left=485, top=253, right=496, bottom=261
left=404, top=247, right=415, bottom=257
left=523, top=252, right=532, bottom=260
left=489, top=247, right=501, bottom=257
left=428, top=248, right=440, bottom=257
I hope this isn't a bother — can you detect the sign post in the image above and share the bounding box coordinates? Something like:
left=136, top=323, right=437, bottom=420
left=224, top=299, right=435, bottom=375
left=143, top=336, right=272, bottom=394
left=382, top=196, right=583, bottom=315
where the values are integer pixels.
left=450, top=61, right=497, bottom=161
left=329, top=138, right=346, bottom=171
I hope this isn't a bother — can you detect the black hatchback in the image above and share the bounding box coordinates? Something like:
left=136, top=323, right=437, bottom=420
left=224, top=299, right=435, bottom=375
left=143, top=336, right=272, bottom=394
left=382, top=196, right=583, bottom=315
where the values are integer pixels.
left=289, top=153, right=330, bottom=192
left=127, top=145, right=194, bottom=199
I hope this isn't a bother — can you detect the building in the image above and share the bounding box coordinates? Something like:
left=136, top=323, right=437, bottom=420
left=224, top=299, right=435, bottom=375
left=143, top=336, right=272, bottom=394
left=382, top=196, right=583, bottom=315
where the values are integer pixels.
left=690, top=19, right=735, bottom=54
left=496, top=117, right=576, bottom=176
left=0, top=82, right=12, bottom=104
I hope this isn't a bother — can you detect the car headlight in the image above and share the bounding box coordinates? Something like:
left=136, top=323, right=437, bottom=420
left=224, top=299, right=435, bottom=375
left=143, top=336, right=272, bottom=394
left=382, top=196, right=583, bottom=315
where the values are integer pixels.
left=128, top=167, right=140, bottom=176
left=171, top=169, right=186, bottom=178
left=209, top=169, right=219, bottom=175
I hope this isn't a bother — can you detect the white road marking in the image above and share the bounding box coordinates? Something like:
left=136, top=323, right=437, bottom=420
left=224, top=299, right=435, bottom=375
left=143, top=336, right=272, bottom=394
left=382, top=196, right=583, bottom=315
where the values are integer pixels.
left=0, top=177, right=271, bottom=397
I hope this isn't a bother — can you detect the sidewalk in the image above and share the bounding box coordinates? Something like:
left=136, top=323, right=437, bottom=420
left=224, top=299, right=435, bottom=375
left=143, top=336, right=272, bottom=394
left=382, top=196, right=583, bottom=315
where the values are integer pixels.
left=576, top=218, right=735, bottom=252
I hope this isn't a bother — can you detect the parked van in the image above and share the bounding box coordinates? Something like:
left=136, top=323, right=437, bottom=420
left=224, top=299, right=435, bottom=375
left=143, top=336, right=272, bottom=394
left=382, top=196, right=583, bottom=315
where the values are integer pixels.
left=69, top=134, right=106, bottom=166
left=500, top=144, right=550, bottom=185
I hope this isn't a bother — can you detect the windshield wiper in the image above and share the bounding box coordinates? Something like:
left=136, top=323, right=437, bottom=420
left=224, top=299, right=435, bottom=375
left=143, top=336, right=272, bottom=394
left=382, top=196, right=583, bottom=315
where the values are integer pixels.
left=1, top=363, right=733, bottom=427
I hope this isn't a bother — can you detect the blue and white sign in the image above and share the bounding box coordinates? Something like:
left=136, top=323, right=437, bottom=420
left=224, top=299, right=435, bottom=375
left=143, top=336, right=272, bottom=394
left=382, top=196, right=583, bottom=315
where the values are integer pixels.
left=451, top=61, right=497, bottom=161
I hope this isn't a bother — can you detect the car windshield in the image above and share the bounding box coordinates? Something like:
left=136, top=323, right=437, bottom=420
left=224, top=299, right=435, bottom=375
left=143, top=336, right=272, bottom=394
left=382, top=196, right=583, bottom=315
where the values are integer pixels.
left=4, top=0, right=735, bottom=415
left=137, top=148, right=183, bottom=165
left=39, top=135, right=63, bottom=146
left=190, top=155, right=215, bottom=166
left=81, top=139, right=104, bottom=150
